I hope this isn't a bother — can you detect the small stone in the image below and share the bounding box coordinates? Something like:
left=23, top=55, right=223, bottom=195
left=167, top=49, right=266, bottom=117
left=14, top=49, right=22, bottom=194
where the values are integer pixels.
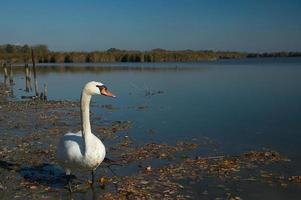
left=30, top=185, right=38, bottom=189
left=140, top=180, right=149, bottom=185
left=0, top=183, right=5, bottom=190
left=99, top=177, right=106, bottom=184
left=202, top=190, right=208, bottom=195
left=160, top=153, right=167, bottom=157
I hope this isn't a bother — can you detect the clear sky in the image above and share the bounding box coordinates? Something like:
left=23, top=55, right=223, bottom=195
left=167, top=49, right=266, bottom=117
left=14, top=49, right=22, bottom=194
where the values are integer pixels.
left=0, top=0, right=300, bottom=52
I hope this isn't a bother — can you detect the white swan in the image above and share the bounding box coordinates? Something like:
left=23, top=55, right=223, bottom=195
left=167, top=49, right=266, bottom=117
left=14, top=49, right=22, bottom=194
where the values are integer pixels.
left=57, top=81, right=116, bottom=191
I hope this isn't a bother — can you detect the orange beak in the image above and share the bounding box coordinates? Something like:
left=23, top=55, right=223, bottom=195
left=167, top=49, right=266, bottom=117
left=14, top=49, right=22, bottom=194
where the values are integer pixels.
left=101, top=87, right=116, bottom=98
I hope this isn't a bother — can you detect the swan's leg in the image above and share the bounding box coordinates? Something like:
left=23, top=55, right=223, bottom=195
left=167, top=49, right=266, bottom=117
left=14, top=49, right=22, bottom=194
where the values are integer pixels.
left=66, top=169, right=73, bottom=192
left=91, top=170, right=95, bottom=185
left=67, top=175, right=73, bottom=192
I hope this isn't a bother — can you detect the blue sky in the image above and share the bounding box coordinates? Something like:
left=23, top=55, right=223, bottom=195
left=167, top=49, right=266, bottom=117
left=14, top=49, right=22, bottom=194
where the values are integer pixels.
left=0, top=0, right=300, bottom=52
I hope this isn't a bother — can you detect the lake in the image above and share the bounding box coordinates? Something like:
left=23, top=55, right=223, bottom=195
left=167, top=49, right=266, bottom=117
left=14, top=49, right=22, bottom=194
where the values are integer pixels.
left=2, top=57, right=301, bottom=199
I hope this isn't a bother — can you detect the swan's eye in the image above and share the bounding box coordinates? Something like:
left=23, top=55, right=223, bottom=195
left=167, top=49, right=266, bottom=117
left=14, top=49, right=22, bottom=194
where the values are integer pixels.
left=96, top=85, right=107, bottom=92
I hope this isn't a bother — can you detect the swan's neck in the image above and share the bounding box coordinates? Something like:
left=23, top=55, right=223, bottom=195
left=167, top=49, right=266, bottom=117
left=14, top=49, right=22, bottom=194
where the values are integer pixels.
left=80, top=91, right=92, bottom=145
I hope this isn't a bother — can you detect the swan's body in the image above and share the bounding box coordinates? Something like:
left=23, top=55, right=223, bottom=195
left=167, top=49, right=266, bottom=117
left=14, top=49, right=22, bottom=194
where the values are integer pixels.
left=56, top=81, right=115, bottom=189
left=57, top=130, right=106, bottom=173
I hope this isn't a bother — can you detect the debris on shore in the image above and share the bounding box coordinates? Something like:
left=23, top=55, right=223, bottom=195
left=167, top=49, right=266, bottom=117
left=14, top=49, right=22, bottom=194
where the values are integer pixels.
left=1, top=82, right=301, bottom=200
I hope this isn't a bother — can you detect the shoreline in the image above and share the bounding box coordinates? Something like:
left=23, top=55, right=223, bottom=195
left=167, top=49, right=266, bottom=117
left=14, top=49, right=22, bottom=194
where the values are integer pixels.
left=1, top=82, right=301, bottom=199
left=1, top=57, right=300, bottom=75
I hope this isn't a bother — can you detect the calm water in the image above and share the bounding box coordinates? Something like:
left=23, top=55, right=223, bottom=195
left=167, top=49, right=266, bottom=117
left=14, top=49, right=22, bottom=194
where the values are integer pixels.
left=3, top=58, right=301, bottom=198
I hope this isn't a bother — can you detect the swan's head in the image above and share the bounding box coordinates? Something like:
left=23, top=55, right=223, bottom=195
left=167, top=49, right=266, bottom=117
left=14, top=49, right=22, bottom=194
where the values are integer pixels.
left=83, top=81, right=116, bottom=98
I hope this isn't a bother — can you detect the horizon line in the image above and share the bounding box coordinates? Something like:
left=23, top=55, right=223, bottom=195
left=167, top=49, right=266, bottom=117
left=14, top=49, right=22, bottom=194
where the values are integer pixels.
left=1, top=43, right=301, bottom=54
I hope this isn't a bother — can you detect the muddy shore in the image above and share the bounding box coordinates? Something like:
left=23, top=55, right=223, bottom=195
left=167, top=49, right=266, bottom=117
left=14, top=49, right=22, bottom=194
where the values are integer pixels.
left=0, top=83, right=301, bottom=200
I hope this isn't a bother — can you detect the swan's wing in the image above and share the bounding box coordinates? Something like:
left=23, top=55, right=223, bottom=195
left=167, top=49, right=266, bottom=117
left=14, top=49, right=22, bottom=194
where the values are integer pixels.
left=57, top=132, right=84, bottom=166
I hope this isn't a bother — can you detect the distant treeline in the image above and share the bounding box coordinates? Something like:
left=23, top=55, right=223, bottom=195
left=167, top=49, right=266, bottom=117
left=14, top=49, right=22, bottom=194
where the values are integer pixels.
left=1, top=44, right=301, bottom=63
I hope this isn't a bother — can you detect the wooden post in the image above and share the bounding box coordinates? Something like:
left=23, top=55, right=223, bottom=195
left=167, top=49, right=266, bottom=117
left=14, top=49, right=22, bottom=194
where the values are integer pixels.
left=9, top=64, right=13, bottom=85
left=9, top=84, right=14, bottom=98
left=2, top=63, right=8, bottom=85
left=43, top=83, right=48, bottom=101
left=31, top=48, right=39, bottom=97
left=28, top=64, right=32, bottom=91
left=25, top=64, right=30, bottom=92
